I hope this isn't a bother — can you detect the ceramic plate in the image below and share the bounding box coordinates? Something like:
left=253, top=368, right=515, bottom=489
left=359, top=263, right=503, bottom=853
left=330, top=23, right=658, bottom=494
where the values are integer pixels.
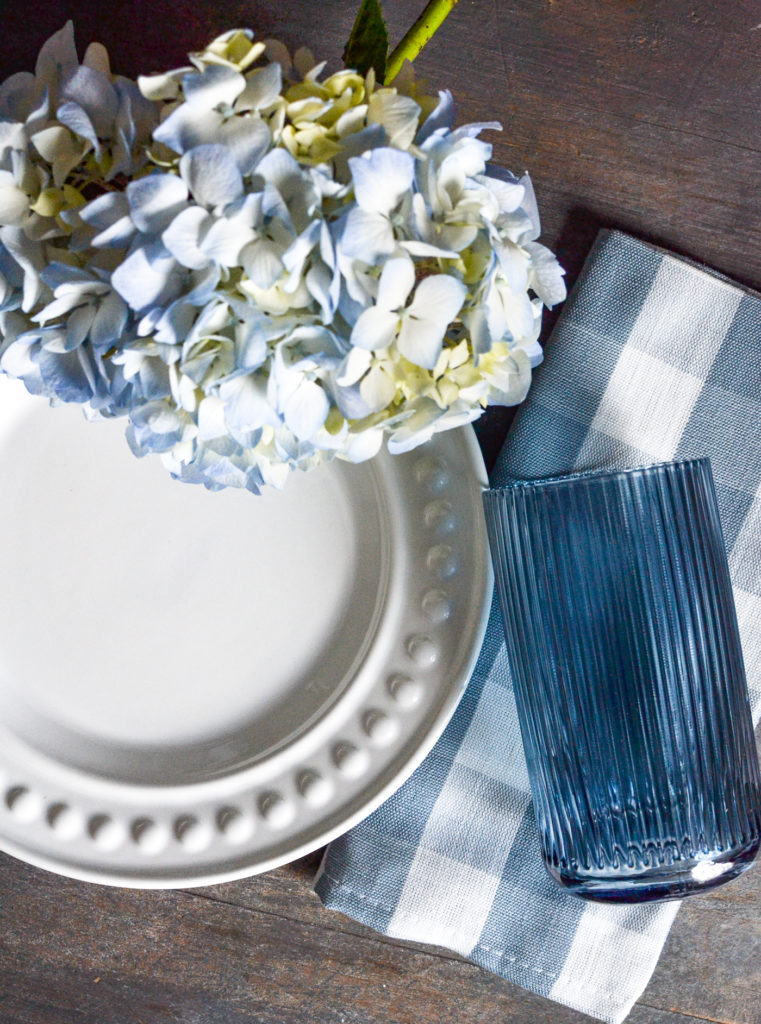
left=0, top=374, right=492, bottom=887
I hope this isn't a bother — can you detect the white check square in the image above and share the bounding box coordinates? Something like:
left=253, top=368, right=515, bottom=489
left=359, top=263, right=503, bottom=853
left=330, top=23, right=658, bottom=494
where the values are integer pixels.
left=589, top=347, right=703, bottom=460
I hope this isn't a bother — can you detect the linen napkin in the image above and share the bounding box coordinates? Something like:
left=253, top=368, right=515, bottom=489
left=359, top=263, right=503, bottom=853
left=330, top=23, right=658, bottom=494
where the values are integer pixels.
left=315, top=229, right=761, bottom=1023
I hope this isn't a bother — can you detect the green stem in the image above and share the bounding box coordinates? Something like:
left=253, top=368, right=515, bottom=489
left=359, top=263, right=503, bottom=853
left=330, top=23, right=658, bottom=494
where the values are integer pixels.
left=384, top=0, right=459, bottom=83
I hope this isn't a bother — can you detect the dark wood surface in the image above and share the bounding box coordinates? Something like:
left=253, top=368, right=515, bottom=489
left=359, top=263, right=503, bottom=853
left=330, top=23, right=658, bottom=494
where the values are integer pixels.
left=2, top=1, right=761, bottom=1022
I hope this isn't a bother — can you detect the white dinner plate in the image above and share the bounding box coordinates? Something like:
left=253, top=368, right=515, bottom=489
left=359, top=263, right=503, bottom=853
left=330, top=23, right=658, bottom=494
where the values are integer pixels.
left=0, top=374, right=492, bottom=887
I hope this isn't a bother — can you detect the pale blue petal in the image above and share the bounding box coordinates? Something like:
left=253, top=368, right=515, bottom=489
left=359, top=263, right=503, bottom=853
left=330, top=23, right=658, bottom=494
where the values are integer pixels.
left=56, top=101, right=99, bottom=154
left=202, top=215, right=255, bottom=265
left=89, top=290, right=129, bottom=348
left=284, top=380, right=329, bottom=439
left=111, top=243, right=181, bottom=312
left=128, top=400, right=185, bottom=452
left=306, top=262, right=336, bottom=322
left=219, top=374, right=280, bottom=434
left=161, top=206, right=212, bottom=269
left=340, top=207, right=394, bottom=263
left=235, top=62, right=282, bottom=112
left=59, top=65, right=119, bottom=138
left=80, top=192, right=135, bottom=248
left=65, top=304, right=93, bottom=349
left=153, top=104, right=220, bottom=155
left=127, top=173, right=189, bottom=234
left=180, top=144, right=244, bottom=209
left=349, top=148, right=415, bottom=214
left=0, top=226, right=46, bottom=311
left=415, top=89, right=455, bottom=144
left=241, top=238, right=283, bottom=289
left=182, top=65, right=246, bottom=108
left=215, top=116, right=270, bottom=176
left=396, top=315, right=447, bottom=369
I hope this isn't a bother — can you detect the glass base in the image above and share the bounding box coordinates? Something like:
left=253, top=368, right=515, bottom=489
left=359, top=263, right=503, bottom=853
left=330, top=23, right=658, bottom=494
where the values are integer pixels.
left=548, top=835, right=761, bottom=903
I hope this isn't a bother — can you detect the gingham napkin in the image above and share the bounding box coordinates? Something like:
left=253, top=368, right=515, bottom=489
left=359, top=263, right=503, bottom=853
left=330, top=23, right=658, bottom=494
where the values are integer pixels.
left=315, top=229, right=761, bottom=1023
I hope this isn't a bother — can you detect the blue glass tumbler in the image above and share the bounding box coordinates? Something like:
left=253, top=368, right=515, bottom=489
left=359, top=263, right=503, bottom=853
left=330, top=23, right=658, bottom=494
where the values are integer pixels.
left=482, top=458, right=761, bottom=902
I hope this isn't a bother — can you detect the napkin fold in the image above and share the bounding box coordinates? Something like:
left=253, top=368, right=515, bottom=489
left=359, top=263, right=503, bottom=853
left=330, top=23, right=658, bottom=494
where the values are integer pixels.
left=315, top=229, right=761, bottom=1023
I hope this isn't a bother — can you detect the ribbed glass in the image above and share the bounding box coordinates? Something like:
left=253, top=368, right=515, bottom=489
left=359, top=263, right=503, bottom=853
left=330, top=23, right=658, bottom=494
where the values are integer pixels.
left=483, top=458, right=761, bottom=902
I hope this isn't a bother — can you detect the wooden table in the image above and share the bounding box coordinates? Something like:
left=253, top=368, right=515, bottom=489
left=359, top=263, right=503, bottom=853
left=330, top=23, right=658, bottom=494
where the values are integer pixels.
left=2, top=2, right=760, bottom=1021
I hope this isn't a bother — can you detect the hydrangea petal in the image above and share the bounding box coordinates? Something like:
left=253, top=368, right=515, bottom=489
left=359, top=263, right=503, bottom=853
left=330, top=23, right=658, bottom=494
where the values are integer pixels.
left=56, top=101, right=99, bottom=154
left=127, top=173, right=189, bottom=234
left=59, top=64, right=119, bottom=138
left=349, top=148, right=415, bottom=214
left=284, top=379, right=329, bottom=439
left=161, top=206, right=212, bottom=269
left=202, top=214, right=256, bottom=265
left=350, top=305, right=399, bottom=351
left=341, top=207, right=394, bottom=263
left=367, top=91, right=421, bottom=150
left=180, top=144, right=244, bottom=209
left=525, top=241, right=567, bottom=307
left=182, top=65, right=246, bottom=108
left=0, top=71, right=36, bottom=120
left=360, top=363, right=396, bottom=412
left=241, top=238, right=283, bottom=289
left=377, top=257, right=414, bottom=310
left=235, top=62, right=282, bottom=112
left=111, top=243, right=181, bottom=313
left=35, top=22, right=78, bottom=87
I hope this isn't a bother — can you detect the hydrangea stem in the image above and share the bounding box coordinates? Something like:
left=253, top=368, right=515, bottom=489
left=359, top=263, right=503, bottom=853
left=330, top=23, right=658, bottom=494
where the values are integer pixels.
left=384, top=0, right=459, bottom=83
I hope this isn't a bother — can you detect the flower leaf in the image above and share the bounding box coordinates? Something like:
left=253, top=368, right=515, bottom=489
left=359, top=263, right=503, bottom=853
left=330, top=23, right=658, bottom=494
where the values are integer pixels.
left=343, top=0, right=389, bottom=80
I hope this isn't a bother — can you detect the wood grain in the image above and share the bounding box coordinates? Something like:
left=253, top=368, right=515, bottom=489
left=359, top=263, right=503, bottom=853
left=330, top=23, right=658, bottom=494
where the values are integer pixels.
left=1, top=1, right=761, bottom=1022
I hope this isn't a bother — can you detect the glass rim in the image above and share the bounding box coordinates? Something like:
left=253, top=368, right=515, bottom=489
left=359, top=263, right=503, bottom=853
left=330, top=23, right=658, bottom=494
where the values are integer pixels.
left=483, top=456, right=711, bottom=497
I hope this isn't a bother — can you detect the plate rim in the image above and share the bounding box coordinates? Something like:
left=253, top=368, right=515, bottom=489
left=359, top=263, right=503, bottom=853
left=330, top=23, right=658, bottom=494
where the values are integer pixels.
left=0, top=423, right=493, bottom=888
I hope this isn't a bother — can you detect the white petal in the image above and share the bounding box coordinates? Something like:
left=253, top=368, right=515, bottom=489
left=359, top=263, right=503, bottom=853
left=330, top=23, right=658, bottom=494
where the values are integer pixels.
left=180, top=145, right=243, bottom=209
left=348, top=148, right=415, bottom=214
left=399, top=239, right=458, bottom=259
left=397, top=315, right=448, bottom=369
left=398, top=275, right=466, bottom=368
left=360, top=364, right=396, bottom=412
left=343, top=427, right=384, bottom=463
left=241, top=238, right=283, bottom=289
left=336, top=346, right=371, bottom=386
left=525, top=241, right=567, bottom=307
left=153, top=105, right=222, bottom=155
left=341, top=208, right=395, bottom=264
left=138, top=68, right=188, bottom=102
left=161, top=206, right=212, bottom=269
left=350, top=306, right=399, bottom=351
left=235, top=62, right=282, bottom=112
left=202, top=215, right=255, bottom=265
left=127, top=173, right=189, bottom=234
left=215, top=116, right=270, bottom=176
left=182, top=65, right=246, bottom=108
left=377, top=257, right=414, bottom=311
left=495, top=239, right=529, bottom=293
left=0, top=186, right=29, bottom=226
left=284, top=380, right=329, bottom=439
left=408, top=274, right=466, bottom=325
left=386, top=398, right=442, bottom=454
left=367, top=91, right=421, bottom=150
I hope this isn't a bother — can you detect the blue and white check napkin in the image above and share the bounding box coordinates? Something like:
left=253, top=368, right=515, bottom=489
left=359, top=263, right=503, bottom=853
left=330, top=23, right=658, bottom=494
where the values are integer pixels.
left=315, top=229, right=761, bottom=1023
